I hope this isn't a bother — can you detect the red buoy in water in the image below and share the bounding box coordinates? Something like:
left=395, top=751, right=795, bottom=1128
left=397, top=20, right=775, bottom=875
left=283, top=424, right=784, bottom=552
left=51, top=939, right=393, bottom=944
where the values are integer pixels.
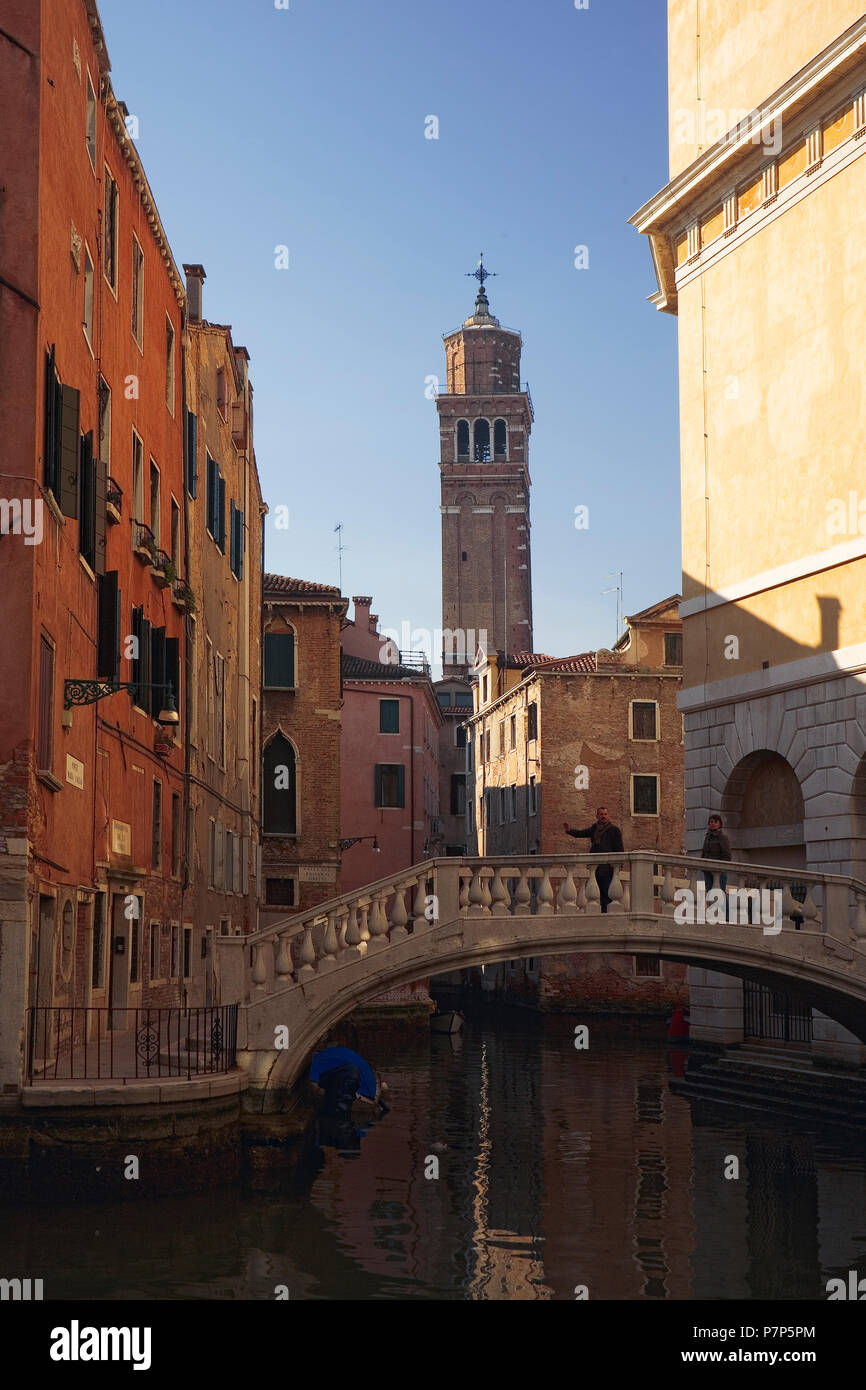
left=668, top=1003, right=689, bottom=1042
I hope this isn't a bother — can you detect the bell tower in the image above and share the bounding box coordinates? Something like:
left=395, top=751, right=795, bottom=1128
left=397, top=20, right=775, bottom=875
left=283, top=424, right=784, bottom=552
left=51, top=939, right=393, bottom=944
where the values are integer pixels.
left=437, top=258, right=534, bottom=674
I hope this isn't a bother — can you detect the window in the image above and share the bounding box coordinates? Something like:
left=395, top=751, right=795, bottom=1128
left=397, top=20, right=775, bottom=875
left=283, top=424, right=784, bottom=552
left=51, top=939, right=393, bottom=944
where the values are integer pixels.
left=664, top=632, right=683, bottom=666
left=455, top=725, right=467, bottom=748
left=482, top=674, right=489, bottom=703
left=170, top=924, right=179, bottom=978
left=149, top=921, right=159, bottom=980
left=634, top=955, right=661, bottom=978
left=264, top=631, right=295, bottom=688
left=183, top=925, right=191, bottom=979
left=185, top=408, right=197, bottom=497
left=130, top=607, right=150, bottom=708
left=170, top=498, right=180, bottom=571
left=165, top=317, right=175, bottom=414
left=457, top=420, right=470, bottom=459
left=98, top=376, right=111, bottom=470
left=103, top=168, right=118, bottom=291
left=454, top=692, right=473, bottom=708
left=436, top=692, right=452, bottom=708
left=466, top=799, right=475, bottom=834
left=96, top=572, right=121, bottom=682
left=510, top=785, right=517, bottom=821
left=149, top=625, right=165, bottom=719
left=484, top=728, right=491, bottom=763
left=498, top=720, right=506, bottom=756
left=130, top=905, right=140, bottom=983
left=171, top=793, right=181, bottom=877
left=132, top=432, right=144, bottom=521
left=214, top=821, right=224, bottom=889
left=78, top=430, right=98, bottom=569
left=83, top=245, right=94, bottom=345
left=265, top=878, right=296, bottom=907
left=263, top=733, right=297, bottom=833
left=208, top=819, right=216, bottom=887
left=379, top=698, right=400, bottom=734
left=92, top=894, right=106, bottom=989
left=473, top=418, right=490, bottom=462
left=216, top=367, right=228, bottom=419
left=632, top=774, right=659, bottom=816
left=37, top=635, right=54, bottom=772
left=215, top=653, right=225, bottom=768
left=509, top=713, right=517, bottom=749
left=225, top=829, right=233, bottom=891
left=206, top=454, right=226, bottom=550
left=85, top=71, right=96, bottom=168
left=499, top=787, right=507, bottom=823
left=251, top=698, right=257, bottom=791
left=450, top=774, right=466, bottom=816
left=375, top=763, right=405, bottom=808
left=631, top=701, right=658, bottom=741
left=151, top=780, right=162, bottom=869
left=149, top=461, right=160, bottom=546
left=529, top=775, right=537, bottom=816
left=527, top=702, right=538, bottom=741
left=494, top=419, right=507, bottom=459
left=131, top=237, right=144, bottom=347
left=229, top=499, right=244, bottom=579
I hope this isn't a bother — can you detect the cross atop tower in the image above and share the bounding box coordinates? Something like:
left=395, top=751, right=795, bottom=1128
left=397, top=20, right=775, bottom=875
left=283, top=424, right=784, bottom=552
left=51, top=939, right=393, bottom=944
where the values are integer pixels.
left=466, top=254, right=497, bottom=290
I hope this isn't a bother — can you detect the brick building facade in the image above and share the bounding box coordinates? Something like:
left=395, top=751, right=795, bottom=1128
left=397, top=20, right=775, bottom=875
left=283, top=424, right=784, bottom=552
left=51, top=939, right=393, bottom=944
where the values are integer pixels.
left=463, top=598, right=687, bottom=1012
left=260, top=575, right=347, bottom=919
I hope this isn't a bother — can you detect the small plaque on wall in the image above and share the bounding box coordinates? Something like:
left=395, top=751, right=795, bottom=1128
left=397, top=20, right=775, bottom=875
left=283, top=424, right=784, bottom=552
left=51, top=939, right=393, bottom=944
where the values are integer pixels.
left=65, top=755, right=84, bottom=789
left=299, top=865, right=337, bottom=884
left=111, top=820, right=131, bottom=856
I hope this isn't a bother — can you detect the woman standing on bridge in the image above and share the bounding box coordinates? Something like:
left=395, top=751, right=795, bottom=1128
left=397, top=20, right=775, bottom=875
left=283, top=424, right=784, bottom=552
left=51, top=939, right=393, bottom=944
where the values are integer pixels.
left=701, top=814, right=732, bottom=894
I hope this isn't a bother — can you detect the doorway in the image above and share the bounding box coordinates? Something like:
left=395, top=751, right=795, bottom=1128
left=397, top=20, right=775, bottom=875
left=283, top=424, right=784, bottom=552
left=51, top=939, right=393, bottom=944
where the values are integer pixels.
left=108, top=893, right=130, bottom=1029
left=29, top=894, right=56, bottom=1071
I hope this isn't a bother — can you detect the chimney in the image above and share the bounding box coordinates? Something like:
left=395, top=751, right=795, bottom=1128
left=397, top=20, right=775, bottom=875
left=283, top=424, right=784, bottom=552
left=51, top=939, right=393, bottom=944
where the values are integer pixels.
left=183, top=263, right=206, bottom=323
left=369, top=613, right=379, bottom=635
left=352, top=596, right=372, bottom=629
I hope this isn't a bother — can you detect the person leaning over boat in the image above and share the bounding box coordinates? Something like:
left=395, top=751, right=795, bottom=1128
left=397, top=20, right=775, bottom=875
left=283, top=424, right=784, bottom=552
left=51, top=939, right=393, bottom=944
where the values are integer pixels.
left=562, top=807, right=624, bottom=912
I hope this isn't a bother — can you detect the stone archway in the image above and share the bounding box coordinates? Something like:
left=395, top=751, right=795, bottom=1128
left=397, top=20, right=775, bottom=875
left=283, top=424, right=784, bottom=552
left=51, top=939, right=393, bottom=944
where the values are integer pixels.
left=849, top=752, right=866, bottom=883
left=721, top=750, right=805, bottom=871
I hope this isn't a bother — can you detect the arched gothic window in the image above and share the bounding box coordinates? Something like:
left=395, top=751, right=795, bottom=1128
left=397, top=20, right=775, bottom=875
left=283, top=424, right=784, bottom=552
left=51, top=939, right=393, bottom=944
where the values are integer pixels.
left=456, top=420, right=470, bottom=460
left=263, top=733, right=297, bottom=834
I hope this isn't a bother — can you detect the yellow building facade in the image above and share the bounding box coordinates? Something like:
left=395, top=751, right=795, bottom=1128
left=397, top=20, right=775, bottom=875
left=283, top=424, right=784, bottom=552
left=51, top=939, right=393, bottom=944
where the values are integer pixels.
left=633, top=4, right=866, bottom=1060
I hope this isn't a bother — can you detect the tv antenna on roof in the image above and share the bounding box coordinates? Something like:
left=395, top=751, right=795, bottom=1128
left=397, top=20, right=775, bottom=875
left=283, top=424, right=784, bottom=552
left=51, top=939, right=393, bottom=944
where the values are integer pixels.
left=334, top=522, right=345, bottom=592
left=602, top=571, right=623, bottom=644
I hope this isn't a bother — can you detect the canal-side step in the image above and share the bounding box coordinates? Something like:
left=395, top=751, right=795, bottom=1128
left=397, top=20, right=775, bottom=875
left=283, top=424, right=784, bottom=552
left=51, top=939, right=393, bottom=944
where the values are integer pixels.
left=734, top=1043, right=814, bottom=1067
left=671, top=1055, right=866, bottom=1128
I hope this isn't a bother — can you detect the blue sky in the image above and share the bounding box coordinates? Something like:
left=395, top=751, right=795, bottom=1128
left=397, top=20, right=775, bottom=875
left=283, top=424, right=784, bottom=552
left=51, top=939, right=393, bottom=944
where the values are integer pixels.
left=99, top=0, right=680, bottom=663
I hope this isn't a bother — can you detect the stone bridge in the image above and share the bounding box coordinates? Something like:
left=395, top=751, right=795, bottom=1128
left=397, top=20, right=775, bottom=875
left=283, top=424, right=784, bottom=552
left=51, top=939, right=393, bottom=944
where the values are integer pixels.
left=216, top=852, right=866, bottom=1111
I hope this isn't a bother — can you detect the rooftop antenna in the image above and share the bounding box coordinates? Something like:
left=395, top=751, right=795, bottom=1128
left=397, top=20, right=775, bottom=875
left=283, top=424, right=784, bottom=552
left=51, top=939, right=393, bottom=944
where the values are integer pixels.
left=602, top=571, right=623, bottom=645
left=334, top=522, right=345, bottom=591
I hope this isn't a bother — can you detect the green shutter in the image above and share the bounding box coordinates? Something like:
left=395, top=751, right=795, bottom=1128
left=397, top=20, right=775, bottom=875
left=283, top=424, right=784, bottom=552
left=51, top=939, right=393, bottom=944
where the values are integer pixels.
left=94, top=452, right=107, bottom=576
left=59, top=385, right=80, bottom=519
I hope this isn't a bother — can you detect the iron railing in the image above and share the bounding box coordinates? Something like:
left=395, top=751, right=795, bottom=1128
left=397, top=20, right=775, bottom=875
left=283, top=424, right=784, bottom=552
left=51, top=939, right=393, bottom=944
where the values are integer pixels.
left=744, top=982, right=813, bottom=1043
left=26, top=1005, right=238, bottom=1082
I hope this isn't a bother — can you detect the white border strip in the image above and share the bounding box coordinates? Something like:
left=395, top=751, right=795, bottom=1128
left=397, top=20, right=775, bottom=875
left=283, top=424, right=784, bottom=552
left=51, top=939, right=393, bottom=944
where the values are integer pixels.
left=680, top=537, right=866, bottom=617
left=678, top=641, right=866, bottom=711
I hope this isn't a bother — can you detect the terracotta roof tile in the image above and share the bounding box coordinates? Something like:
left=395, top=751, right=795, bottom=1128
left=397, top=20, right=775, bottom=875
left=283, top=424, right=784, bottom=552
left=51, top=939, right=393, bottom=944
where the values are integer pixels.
left=342, top=654, right=424, bottom=681
left=263, top=573, right=342, bottom=597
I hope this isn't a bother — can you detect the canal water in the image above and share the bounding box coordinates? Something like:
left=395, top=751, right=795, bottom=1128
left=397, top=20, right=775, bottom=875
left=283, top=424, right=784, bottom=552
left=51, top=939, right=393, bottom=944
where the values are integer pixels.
left=5, top=1013, right=865, bottom=1300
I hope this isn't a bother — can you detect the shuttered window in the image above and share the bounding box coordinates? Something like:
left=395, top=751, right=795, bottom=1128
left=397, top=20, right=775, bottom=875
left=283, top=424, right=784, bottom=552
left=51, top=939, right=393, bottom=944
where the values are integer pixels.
left=217, top=474, right=226, bottom=551
left=37, top=635, right=54, bottom=772
left=150, top=626, right=166, bottom=719
left=185, top=409, right=197, bottom=498
left=379, top=698, right=399, bottom=733
left=44, top=347, right=64, bottom=498
left=375, top=764, right=404, bottom=808
left=97, top=572, right=121, bottom=681
left=229, top=501, right=244, bottom=579
left=165, top=637, right=180, bottom=720
left=59, top=384, right=81, bottom=519
left=264, top=633, right=295, bottom=688
left=631, top=701, right=658, bottom=741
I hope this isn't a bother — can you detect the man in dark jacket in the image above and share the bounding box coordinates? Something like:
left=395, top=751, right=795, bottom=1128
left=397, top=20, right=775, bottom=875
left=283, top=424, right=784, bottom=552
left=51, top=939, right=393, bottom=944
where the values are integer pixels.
left=701, top=814, right=732, bottom=893
left=562, top=807, right=624, bottom=912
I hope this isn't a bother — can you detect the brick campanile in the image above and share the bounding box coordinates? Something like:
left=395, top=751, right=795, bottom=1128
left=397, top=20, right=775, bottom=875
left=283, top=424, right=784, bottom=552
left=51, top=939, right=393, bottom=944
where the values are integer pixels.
left=437, top=264, right=533, bottom=674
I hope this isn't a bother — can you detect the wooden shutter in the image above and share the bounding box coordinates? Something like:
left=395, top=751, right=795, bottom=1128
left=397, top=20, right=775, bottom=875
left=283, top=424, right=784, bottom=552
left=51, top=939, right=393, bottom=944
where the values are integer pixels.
left=131, top=607, right=142, bottom=698
left=165, top=637, right=180, bottom=716
left=206, top=454, right=215, bottom=534
left=217, top=475, right=226, bottom=551
left=94, top=452, right=107, bottom=575
left=97, top=572, right=120, bottom=680
left=140, top=616, right=152, bottom=706
left=44, top=347, right=59, bottom=493
left=59, top=385, right=80, bottom=518
left=150, top=626, right=166, bottom=717
left=235, top=507, right=243, bottom=580
left=185, top=409, right=197, bottom=498
left=37, top=635, right=54, bottom=771
left=229, top=498, right=236, bottom=573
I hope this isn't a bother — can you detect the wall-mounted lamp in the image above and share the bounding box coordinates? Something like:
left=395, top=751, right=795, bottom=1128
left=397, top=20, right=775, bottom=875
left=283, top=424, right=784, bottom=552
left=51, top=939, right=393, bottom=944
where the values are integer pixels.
left=63, top=679, right=179, bottom=726
left=339, top=835, right=380, bottom=853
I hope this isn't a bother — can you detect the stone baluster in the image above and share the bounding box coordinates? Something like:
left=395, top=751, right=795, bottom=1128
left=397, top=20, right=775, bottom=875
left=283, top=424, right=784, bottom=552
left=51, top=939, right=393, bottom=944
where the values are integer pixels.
left=490, top=868, right=511, bottom=917
left=557, top=868, right=578, bottom=913
left=781, top=883, right=801, bottom=931
left=411, top=879, right=427, bottom=930
left=576, top=874, right=587, bottom=913
left=467, top=868, right=488, bottom=916
left=319, top=911, right=340, bottom=970
left=389, top=887, right=410, bottom=942
left=336, top=905, right=350, bottom=951
left=660, top=867, right=677, bottom=917
left=607, top=866, right=625, bottom=914
left=855, top=894, right=866, bottom=941
left=251, top=942, right=268, bottom=993
left=297, top=925, right=317, bottom=980
left=513, top=869, right=531, bottom=914
left=275, top=932, right=294, bottom=983
left=368, top=892, right=390, bottom=950
left=799, top=883, right=819, bottom=928
left=459, top=873, right=471, bottom=910
left=620, top=875, right=631, bottom=912
left=344, top=904, right=364, bottom=959
left=536, top=867, right=554, bottom=916
left=480, top=871, right=492, bottom=912
left=358, top=899, right=371, bottom=944
left=585, top=870, right=601, bottom=914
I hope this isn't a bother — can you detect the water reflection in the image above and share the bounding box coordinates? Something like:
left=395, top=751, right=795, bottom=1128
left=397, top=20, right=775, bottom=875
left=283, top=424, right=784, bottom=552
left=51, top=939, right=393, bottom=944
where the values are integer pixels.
left=2, top=1014, right=864, bottom=1299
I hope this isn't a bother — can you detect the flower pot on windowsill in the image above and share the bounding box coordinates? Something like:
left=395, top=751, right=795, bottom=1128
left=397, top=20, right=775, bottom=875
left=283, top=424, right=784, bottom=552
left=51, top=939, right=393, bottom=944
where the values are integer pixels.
left=171, top=579, right=196, bottom=613
left=154, top=730, right=177, bottom=757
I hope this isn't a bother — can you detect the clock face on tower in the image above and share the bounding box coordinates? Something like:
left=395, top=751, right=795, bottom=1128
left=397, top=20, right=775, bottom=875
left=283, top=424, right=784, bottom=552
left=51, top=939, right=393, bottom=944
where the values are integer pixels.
left=437, top=275, right=534, bottom=674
